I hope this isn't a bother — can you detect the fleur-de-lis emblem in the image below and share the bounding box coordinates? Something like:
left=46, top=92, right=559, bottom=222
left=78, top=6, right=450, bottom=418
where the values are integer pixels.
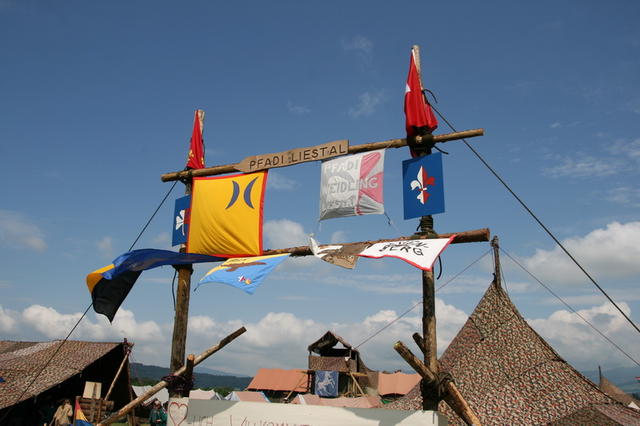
left=410, top=166, right=435, bottom=205
left=175, top=209, right=186, bottom=235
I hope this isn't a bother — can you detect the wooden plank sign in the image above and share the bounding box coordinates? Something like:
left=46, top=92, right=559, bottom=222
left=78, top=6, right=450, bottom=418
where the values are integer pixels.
left=236, top=139, right=349, bottom=172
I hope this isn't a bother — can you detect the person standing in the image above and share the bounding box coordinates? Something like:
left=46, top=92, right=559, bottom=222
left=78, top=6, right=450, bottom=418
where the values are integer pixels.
left=149, top=400, right=167, bottom=426
left=51, top=398, right=72, bottom=426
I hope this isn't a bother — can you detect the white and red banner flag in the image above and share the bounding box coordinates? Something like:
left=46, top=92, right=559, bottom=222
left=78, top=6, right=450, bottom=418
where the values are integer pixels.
left=319, top=149, right=385, bottom=220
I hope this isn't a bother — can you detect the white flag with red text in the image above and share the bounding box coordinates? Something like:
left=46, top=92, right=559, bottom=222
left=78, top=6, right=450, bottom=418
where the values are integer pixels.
left=319, top=149, right=385, bottom=220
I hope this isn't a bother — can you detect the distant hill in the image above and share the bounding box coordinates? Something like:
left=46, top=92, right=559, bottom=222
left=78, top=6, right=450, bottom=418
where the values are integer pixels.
left=581, top=366, right=640, bottom=395
left=130, top=362, right=252, bottom=390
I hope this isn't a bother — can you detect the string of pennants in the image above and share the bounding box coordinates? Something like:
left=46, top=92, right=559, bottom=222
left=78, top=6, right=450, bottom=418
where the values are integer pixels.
left=86, top=50, right=448, bottom=322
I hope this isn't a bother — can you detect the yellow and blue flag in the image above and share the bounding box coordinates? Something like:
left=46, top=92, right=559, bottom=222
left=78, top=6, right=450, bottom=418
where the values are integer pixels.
left=74, top=399, right=93, bottom=426
left=187, top=172, right=267, bottom=257
left=196, top=253, right=289, bottom=294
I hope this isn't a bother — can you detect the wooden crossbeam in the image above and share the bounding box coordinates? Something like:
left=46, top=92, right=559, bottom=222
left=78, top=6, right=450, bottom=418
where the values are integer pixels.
left=160, top=128, right=483, bottom=182
left=98, top=327, right=246, bottom=425
left=262, top=228, right=489, bottom=257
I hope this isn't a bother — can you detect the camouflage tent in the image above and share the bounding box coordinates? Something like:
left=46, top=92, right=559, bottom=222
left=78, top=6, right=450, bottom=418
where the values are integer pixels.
left=0, top=340, right=131, bottom=423
left=386, top=281, right=640, bottom=425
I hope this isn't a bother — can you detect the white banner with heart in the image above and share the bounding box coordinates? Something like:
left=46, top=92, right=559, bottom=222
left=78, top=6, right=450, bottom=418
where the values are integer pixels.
left=167, top=397, right=189, bottom=426
left=169, top=398, right=446, bottom=425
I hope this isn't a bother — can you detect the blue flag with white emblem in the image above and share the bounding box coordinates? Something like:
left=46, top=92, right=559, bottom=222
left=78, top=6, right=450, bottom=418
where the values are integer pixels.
left=196, top=253, right=289, bottom=294
left=402, top=153, right=445, bottom=220
left=315, top=370, right=338, bottom=397
left=172, top=195, right=191, bottom=246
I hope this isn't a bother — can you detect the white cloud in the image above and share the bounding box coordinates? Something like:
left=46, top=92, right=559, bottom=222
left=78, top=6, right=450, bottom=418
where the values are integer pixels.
left=543, top=138, right=640, bottom=179
left=4, top=298, right=638, bottom=375
left=605, top=186, right=640, bottom=207
left=264, top=219, right=308, bottom=248
left=267, top=172, right=300, bottom=191
left=542, top=155, right=622, bottom=178
left=0, top=306, right=17, bottom=333
left=607, top=138, right=640, bottom=161
left=187, top=297, right=467, bottom=374
left=528, top=302, right=639, bottom=369
left=548, top=121, right=580, bottom=129
left=2, top=301, right=466, bottom=375
left=16, top=305, right=164, bottom=344
left=0, top=209, right=46, bottom=251
left=341, top=35, right=373, bottom=61
left=521, top=221, right=640, bottom=285
left=22, top=305, right=84, bottom=338
left=348, top=90, right=385, bottom=118
left=329, top=231, right=347, bottom=244
left=97, top=236, right=114, bottom=258
left=286, top=101, right=310, bottom=115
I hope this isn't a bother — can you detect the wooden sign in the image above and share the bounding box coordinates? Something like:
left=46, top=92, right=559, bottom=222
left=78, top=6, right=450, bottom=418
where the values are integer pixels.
left=236, top=139, right=349, bottom=172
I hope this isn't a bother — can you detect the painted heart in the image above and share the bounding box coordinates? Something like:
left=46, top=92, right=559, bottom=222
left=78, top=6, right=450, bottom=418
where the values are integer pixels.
left=168, top=401, right=188, bottom=426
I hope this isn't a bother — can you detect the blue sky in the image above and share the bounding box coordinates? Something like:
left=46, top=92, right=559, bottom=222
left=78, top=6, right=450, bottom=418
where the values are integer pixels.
left=1, top=1, right=640, bottom=377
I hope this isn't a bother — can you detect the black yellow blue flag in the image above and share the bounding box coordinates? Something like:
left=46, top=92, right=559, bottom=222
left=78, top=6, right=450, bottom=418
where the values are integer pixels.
left=187, top=172, right=267, bottom=257
left=86, top=249, right=225, bottom=322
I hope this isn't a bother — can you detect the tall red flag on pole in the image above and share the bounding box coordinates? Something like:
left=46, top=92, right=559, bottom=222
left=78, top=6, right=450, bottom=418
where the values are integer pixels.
left=186, top=109, right=205, bottom=170
left=404, top=49, right=438, bottom=157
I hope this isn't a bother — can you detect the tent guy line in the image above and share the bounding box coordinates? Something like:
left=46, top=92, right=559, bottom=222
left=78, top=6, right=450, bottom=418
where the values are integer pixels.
left=430, top=103, right=640, bottom=340
left=500, top=247, right=640, bottom=368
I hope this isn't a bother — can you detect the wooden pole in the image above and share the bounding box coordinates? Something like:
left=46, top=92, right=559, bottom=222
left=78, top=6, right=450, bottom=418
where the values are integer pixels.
left=182, top=354, right=196, bottom=397
left=491, top=236, right=501, bottom=288
left=169, top=110, right=203, bottom=386
left=348, top=371, right=366, bottom=396
left=160, top=128, right=484, bottom=182
left=169, top=261, right=192, bottom=375
left=412, top=332, right=426, bottom=356
left=99, top=326, right=246, bottom=425
left=410, top=44, right=440, bottom=411
left=394, top=341, right=482, bottom=426
left=105, top=342, right=133, bottom=401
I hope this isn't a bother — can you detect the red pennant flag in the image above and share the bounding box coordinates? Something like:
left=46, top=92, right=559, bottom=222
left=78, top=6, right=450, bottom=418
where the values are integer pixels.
left=186, top=110, right=205, bottom=170
left=404, top=51, right=437, bottom=156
